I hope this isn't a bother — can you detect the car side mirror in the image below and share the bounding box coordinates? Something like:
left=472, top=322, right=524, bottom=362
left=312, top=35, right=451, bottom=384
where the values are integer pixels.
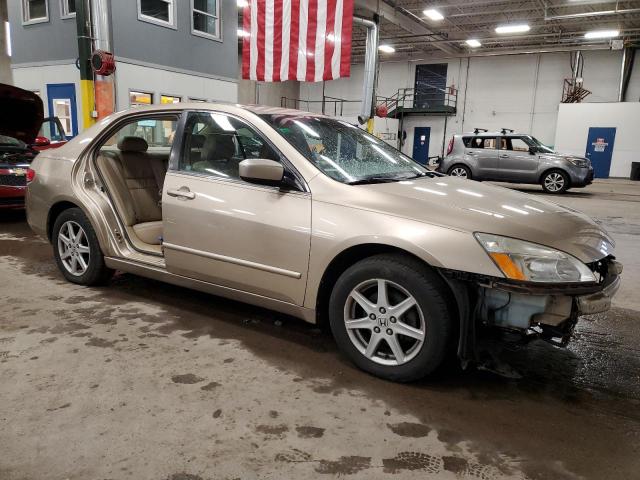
left=33, top=136, right=51, bottom=147
left=239, top=158, right=285, bottom=186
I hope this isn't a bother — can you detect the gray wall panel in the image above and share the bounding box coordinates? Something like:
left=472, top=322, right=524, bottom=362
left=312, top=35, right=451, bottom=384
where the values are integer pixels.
left=8, top=0, right=78, bottom=64
left=110, top=0, right=238, bottom=79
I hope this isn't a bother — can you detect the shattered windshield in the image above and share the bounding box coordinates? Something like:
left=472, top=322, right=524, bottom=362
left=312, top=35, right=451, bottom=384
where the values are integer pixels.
left=260, top=114, right=433, bottom=184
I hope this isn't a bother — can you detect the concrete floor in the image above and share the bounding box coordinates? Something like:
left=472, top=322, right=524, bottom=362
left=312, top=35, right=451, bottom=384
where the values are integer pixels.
left=0, top=179, right=639, bottom=480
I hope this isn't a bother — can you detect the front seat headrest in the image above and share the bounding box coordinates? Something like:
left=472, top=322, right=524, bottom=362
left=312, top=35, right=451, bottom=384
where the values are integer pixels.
left=118, top=136, right=149, bottom=152
left=202, top=134, right=236, bottom=162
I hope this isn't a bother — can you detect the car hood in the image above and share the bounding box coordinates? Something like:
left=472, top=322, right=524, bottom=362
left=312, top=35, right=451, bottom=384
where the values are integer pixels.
left=355, top=176, right=613, bottom=263
left=539, top=151, right=590, bottom=163
left=0, top=83, right=44, bottom=144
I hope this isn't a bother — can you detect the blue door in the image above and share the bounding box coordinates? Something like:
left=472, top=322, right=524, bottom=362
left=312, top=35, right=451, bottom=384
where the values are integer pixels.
left=46, top=83, right=78, bottom=139
left=585, top=127, right=616, bottom=179
left=412, top=127, right=430, bottom=165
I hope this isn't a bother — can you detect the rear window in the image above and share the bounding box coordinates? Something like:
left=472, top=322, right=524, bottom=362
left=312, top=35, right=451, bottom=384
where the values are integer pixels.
left=463, top=136, right=497, bottom=149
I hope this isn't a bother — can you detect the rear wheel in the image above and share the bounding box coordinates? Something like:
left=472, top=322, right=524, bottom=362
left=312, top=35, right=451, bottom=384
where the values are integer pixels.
left=541, top=170, right=569, bottom=194
left=329, top=254, right=454, bottom=382
left=448, top=164, right=471, bottom=179
left=52, top=208, right=113, bottom=285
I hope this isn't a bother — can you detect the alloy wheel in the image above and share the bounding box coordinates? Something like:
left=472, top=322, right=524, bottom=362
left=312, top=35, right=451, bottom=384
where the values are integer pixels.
left=343, top=279, right=426, bottom=366
left=544, top=172, right=565, bottom=192
left=57, top=220, right=90, bottom=277
left=450, top=167, right=468, bottom=178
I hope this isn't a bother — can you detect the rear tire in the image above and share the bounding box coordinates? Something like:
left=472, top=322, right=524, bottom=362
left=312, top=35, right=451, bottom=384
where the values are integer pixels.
left=52, top=208, right=113, bottom=285
left=541, top=170, right=569, bottom=194
left=448, top=164, right=471, bottom=179
left=328, top=254, right=454, bottom=382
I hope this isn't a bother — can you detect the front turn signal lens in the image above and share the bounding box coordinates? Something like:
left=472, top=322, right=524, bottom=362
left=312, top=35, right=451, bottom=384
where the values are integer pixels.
left=489, top=252, right=526, bottom=281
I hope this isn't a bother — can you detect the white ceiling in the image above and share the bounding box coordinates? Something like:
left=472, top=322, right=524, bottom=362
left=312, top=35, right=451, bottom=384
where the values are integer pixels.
left=352, top=0, right=640, bottom=61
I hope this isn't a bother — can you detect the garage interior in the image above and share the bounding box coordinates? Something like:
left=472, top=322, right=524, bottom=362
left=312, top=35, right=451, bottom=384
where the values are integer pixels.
left=2, top=1, right=640, bottom=479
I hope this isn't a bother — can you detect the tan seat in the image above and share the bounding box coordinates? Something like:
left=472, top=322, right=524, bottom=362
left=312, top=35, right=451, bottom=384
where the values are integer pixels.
left=97, top=136, right=165, bottom=246
left=192, top=134, right=239, bottom=177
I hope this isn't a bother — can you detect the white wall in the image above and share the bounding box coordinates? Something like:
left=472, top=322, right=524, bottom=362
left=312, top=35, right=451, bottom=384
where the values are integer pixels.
left=114, top=61, right=237, bottom=110
left=554, top=103, right=640, bottom=178
left=300, top=49, right=637, bottom=159
left=11, top=61, right=238, bottom=132
left=11, top=62, right=84, bottom=126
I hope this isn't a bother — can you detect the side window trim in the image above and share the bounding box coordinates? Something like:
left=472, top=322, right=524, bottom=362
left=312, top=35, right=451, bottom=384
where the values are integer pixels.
left=169, top=109, right=309, bottom=193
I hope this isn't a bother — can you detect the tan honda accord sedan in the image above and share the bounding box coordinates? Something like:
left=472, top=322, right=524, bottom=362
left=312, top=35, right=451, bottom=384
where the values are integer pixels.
left=26, top=103, right=622, bottom=381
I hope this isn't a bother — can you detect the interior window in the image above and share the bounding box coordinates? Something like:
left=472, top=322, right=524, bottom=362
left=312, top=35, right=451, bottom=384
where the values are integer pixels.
left=507, top=137, right=531, bottom=152
left=179, top=112, right=281, bottom=180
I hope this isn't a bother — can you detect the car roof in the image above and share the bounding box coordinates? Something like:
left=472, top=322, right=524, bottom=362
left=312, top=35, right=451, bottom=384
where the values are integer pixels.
left=456, top=131, right=529, bottom=137
left=118, top=102, right=327, bottom=119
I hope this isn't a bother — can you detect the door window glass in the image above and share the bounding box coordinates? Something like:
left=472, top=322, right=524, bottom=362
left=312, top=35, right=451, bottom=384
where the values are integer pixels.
left=39, top=118, right=65, bottom=141
left=467, top=137, right=496, bottom=149
left=179, top=112, right=280, bottom=180
left=102, top=117, right=177, bottom=149
left=507, top=137, right=531, bottom=152
left=53, top=99, right=73, bottom=136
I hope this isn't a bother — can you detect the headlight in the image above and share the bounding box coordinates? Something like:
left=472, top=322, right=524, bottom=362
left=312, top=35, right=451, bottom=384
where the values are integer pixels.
left=475, top=233, right=596, bottom=283
left=567, top=157, right=589, bottom=168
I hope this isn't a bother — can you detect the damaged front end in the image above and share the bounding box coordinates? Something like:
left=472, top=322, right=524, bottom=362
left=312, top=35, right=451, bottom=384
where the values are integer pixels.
left=441, top=255, right=622, bottom=366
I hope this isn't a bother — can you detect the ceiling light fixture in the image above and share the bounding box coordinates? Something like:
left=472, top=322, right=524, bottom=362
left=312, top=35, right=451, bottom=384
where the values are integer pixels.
left=237, top=0, right=248, bottom=7
left=495, top=24, right=530, bottom=34
left=584, top=29, right=620, bottom=39
left=423, top=9, right=444, bottom=21
left=378, top=45, right=396, bottom=53
left=465, top=39, right=481, bottom=48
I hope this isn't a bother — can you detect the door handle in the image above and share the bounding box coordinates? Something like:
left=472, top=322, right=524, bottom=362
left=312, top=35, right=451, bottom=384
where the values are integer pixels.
left=167, top=187, right=195, bottom=200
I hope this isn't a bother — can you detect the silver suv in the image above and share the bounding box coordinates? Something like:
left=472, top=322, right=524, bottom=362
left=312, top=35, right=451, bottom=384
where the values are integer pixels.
left=438, top=129, right=594, bottom=194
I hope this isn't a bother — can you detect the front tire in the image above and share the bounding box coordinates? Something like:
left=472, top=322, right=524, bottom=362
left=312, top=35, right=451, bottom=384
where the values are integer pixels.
left=52, top=208, right=113, bottom=285
left=329, top=254, right=454, bottom=382
left=448, top=164, right=472, bottom=179
left=541, top=170, right=569, bottom=194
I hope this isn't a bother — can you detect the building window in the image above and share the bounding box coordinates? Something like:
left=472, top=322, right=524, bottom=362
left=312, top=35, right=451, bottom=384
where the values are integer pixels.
left=191, top=0, right=221, bottom=40
left=22, top=0, right=49, bottom=25
left=130, top=91, right=154, bottom=106
left=53, top=98, right=73, bottom=137
left=138, top=0, right=176, bottom=29
left=60, top=0, right=75, bottom=18
left=414, top=63, right=448, bottom=109
left=160, top=95, right=181, bottom=104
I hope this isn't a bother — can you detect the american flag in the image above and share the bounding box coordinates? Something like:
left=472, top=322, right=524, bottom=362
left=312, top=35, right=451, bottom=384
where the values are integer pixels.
left=241, top=0, right=354, bottom=82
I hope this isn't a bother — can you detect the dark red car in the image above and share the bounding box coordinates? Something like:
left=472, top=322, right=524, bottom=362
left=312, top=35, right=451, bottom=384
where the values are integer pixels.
left=0, top=84, right=67, bottom=209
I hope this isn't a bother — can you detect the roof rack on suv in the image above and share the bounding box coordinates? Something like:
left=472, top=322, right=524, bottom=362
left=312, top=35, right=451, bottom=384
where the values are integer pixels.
left=473, top=128, right=488, bottom=134
left=501, top=128, right=515, bottom=134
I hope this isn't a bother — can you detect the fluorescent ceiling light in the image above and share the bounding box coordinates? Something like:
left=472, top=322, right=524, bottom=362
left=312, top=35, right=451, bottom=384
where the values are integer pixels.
left=237, top=0, right=248, bottom=7
left=495, top=24, right=530, bottom=34
left=378, top=45, right=395, bottom=53
left=5, top=22, right=10, bottom=57
left=584, top=29, right=619, bottom=39
left=423, top=9, right=444, bottom=21
left=237, top=29, right=249, bottom=37
left=465, top=39, right=481, bottom=48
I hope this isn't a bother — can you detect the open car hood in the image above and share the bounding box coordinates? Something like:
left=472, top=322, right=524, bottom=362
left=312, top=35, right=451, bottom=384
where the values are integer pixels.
left=0, top=83, right=44, bottom=144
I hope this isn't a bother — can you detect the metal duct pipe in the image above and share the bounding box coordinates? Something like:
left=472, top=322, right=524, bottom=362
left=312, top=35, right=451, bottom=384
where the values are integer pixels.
left=545, top=8, right=640, bottom=21
left=91, top=0, right=112, bottom=52
left=619, top=48, right=629, bottom=102
left=353, top=16, right=378, bottom=125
